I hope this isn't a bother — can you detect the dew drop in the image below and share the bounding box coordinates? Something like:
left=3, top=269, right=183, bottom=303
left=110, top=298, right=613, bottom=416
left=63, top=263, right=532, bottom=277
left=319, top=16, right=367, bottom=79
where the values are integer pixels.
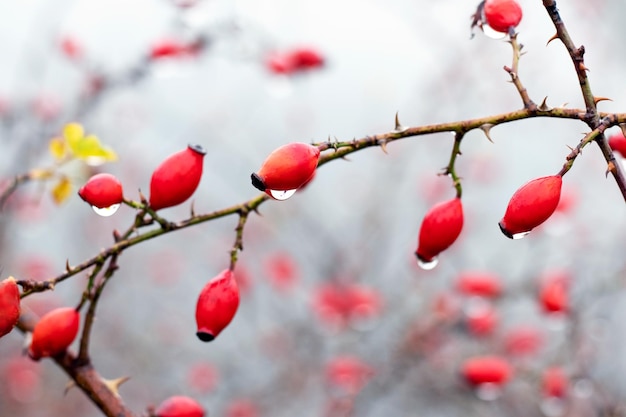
left=511, top=231, right=530, bottom=240
left=540, top=397, right=566, bottom=417
left=482, top=24, right=507, bottom=40
left=92, top=204, right=121, bottom=217
left=417, top=256, right=438, bottom=270
left=475, top=383, right=502, bottom=401
left=268, top=189, right=297, bottom=201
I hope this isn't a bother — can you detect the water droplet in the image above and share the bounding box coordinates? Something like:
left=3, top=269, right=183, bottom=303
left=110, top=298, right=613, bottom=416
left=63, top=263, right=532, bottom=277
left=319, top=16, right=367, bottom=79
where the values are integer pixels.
left=541, top=397, right=565, bottom=417
left=417, top=256, right=438, bottom=270
left=573, top=378, right=593, bottom=398
left=482, top=24, right=507, bottom=40
left=511, top=231, right=530, bottom=240
left=268, top=189, right=297, bottom=201
left=475, top=383, right=502, bottom=401
left=92, top=204, right=121, bottom=217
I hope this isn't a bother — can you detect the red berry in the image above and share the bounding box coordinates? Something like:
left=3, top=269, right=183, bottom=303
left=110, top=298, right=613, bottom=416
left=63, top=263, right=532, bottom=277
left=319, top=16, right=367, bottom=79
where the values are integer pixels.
left=195, top=269, right=240, bottom=342
left=78, top=173, right=124, bottom=209
left=503, top=325, right=544, bottom=357
left=415, top=197, right=464, bottom=265
left=251, top=142, right=320, bottom=200
left=609, top=132, right=626, bottom=158
left=289, top=47, right=325, bottom=69
left=149, top=144, right=206, bottom=211
left=499, top=175, right=562, bottom=239
left=59, top=36, right=82, bottom=60
left=456, top=271, right=502, bottom=298
left=0, top=277, right=20, bottom=338
left=483, top=0, right=523, bottom=33
left=28, top=307, right=80, bottom=361
left=465, top=302, right=498, bottom=336
left=542, top=367, right=568, bottom=398
left=462, top=356, right=513, bottom=386
left=539, top=273, right=569, bottom=314
left=155, top=395, right=205, bottom=417
left=325, top=355, right=374, bottom=395
left=150, top=39, right=190, bottom=60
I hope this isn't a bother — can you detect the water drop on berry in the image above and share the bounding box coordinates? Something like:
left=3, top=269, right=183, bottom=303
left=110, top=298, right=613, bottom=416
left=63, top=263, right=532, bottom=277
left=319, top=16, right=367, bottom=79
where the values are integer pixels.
left=417, top=256, right=438, bottom=270
left=92, top=204, right=121, bottom=217
left=268, top=189, right=297, bottom=201
left=475, top=383, right=502, bottom=401
left=508, top=231, right=530, bottom=240
left=482, top=24, right=507, bottom=39
left=540, top=397, right=565, bottom=417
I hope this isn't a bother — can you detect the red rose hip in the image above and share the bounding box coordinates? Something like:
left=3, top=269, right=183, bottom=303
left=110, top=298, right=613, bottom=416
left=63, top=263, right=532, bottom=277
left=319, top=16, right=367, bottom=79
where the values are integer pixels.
left=28, top=307, right=80, bottom=360
left=251, top=142, right=320, bottom=200
left=78, top=173, right=124, bottom=210
left=483, top=0, right=523, bottom=34
left=149, top=144, right=206, bottom=210
left=415, top=197, right=464, bottom=269
left=0, top=277, right=20, bottom=338
left=195, top=269, right=240, bottom=342
left=499, top=175, right=562, bottom=239
left=462, top=355, right=513, bottom=386
left=155, top=395, right=205, bottom=417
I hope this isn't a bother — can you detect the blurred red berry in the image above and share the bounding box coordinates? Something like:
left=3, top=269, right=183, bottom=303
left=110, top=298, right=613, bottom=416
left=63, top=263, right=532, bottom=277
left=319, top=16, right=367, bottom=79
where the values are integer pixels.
left=155, top=395, right=205, bottom=417
left=325, top=355, right=374, bottom=395
left=150, top=39, right=193, bottom=60
left=78, top=173, right=124, bottom=209
left=609, top=132, right=626, bottom=158
left=456, top=271, right=502, bottom=298
left=0, top=277, right=20, bottom=338
left=195, top=269, right=240, bottom=342
left=462, top=355, right=513, bottom=386
left=415, top=197, right=464, bottom=265
left=225, top=399, right=259, bottom=417
left=542, top=367, right=568, bottom=398
left=499, top=175, right=562, bottom=239
left=28, top=307, right=80, bottom=361
left=465, top=302, right=498, bottom=336
left=149, top=144, right=206, bottom=211
left=59, top=36, right=83, bottom=60
left=266, top=47, right=324, bottom=75
left=539, top=273, right=569, bottom=314
left=503, top=325, right=544, bottom=356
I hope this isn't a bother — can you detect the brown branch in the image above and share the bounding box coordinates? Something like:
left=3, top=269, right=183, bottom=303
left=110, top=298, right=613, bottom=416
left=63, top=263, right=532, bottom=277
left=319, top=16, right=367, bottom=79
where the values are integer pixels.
left=542, top=0, right=626, bottom=201
left=504, top=33, right=536, bottom=110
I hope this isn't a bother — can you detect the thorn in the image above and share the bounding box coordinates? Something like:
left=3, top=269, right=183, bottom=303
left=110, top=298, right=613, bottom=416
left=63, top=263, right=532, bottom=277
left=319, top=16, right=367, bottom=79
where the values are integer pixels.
left=579, top=63, right=590, bottom=72
left=606, top=161, right=617, bottom=178
left=539, top=96, right=551, bottom=111
left=102, top=376, right=131, bottom=397
left=393, top=112, right=407, bottom=133
left=112, top=229, right=121, bottom=242
left=138, top=189, right=148, bottom=205
left=66, top=259, right=71, bottom=272
left=593, top=96, right=612, bottom=105
left=64, top=380, right=77, bottom=396
left=190, top=201, right=196, bottom=218
left=379, top=140, right=389, bottom=154
left=480, top=124, right=494, bottom=143
left=546, top=33, right=559, bottom=46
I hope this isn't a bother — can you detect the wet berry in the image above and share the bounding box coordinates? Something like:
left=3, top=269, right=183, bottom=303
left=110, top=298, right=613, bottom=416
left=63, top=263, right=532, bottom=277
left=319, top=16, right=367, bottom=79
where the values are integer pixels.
left=499, top=175, right=562, bottom=239
left=0, top=277, right=20, bottom=338
left=415, top=197, right=464, bottom=265
left=195, top=269, right=240, bottom=342
left=78, top=173, right=124, bottom=209
left=149, top=144, right=206, bottom=211
left=28, top=307, right=80, bottom=361
left=251, top=142, right=320, bottom=200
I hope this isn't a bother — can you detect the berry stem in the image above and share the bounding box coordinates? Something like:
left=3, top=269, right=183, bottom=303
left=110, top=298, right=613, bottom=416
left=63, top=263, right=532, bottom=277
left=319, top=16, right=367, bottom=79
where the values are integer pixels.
left=506, top=33, right=536, bottom=111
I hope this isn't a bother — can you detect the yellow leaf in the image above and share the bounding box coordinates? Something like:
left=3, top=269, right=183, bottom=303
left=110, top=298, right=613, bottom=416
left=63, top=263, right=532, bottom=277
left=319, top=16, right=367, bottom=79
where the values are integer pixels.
left=72, top=135, right=118, bottom=165
left=64, top=123, right=84, bottom=149
left=51, top=177, right=73, bottom=205
left=49, top=137, right=68, bottom=160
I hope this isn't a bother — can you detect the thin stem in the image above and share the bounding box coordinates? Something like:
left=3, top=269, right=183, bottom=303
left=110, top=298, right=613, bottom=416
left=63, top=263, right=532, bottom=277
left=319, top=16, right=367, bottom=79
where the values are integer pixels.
left=505, top=33, right=536, bottom=110
left=444, top=132, right=464, bottom=198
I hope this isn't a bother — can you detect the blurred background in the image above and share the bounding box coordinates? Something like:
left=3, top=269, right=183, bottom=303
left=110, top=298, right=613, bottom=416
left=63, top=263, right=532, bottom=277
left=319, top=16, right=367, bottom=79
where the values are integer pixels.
left=1, top=0, right=626, bottom=416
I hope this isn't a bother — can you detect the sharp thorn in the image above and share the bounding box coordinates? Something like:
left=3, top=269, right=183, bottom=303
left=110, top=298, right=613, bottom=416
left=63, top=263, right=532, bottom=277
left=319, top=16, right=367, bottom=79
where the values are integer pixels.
left=593, top=96, right=612, bottom=105
left=480, top=124, right=494, bottom=143
left=66, top=259, right=71, bottom=272
left=539, top=96, right=551, bottom=111
left=546, top=33, right=559, bottom=46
